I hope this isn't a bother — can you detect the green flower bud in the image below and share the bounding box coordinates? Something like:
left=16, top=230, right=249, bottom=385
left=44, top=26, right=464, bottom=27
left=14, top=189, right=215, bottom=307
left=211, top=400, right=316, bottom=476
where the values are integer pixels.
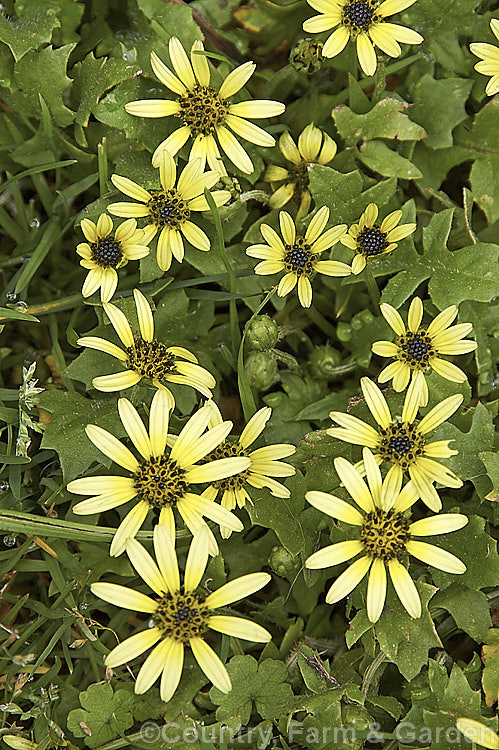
left=246, top=315, right=279, bottom=351
left=308, top=345, right=342, bottom=380
left=289, top=38, right=324, bottom=75
left=268, top=546, right=300, bottom=578
left=245, top=351, right=278, bottom=391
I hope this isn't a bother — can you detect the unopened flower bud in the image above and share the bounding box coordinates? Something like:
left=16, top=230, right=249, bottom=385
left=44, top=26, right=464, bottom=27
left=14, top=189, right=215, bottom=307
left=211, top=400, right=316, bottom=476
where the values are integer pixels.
left=246, top=315, right=279, bottom=351
left=290, top=38, right=323, bottom=75
left=245, top=351, right=278, bottom=391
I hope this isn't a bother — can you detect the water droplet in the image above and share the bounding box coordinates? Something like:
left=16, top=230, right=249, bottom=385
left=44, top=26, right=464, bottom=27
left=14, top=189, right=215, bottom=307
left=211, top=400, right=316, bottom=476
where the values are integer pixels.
left=6, top=292, right=17, bottom=302
left=79, top=602, right=88, bottom=611
left=3, top=535, right=17, bottom=547
left=0, top=481, right=9, bottom=492
left=29, top=218, right=40, bottom=228
left=147, top=619, right=155, bottom=628
left=15, top=301, right=28, bottom=312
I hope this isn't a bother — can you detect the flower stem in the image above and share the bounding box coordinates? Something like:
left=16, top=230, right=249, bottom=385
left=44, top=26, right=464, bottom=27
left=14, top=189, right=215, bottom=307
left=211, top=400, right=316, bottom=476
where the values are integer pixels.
left=373, top=55, right=386, bottom=103
left=364, top=264, right=380, bottom=312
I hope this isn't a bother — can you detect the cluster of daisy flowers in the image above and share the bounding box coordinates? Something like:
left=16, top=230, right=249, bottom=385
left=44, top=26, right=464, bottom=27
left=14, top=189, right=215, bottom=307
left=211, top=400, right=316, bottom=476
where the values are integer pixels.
left=305, top=298, right=477, bottom=622
left=65, top=12, right=490, bottom=704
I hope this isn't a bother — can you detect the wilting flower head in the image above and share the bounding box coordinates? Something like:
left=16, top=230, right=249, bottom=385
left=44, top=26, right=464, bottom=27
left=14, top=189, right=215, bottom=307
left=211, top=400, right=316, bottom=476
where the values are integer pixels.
left=91, top=526, right=271, bottom=701
left=201, top=404, right=296, bottom=537
left=373, top=297, right=477, bottom=406
left=456, top=719, right=499, bottom=750
left=305, top=448, right=467, bottom=622
left=327, top=374, right=463, bottom=512
left=125, top=37, right=285, bottom=174
left=303, top=0, right=423, bottom=77
left=77, top=288, right=215, bottom=403
left=340, top=203, right=416, bottom=274
left=107, top=151, right=231, bottom=272
left=246, top=207, right=350, bottom=308
left=470, top=19, right=499, bottom=96
left=67, top=390, right=250, bottom=556
left=265, top=123, right=337, bottom=219
left=77, top=215, right=151, bottom=303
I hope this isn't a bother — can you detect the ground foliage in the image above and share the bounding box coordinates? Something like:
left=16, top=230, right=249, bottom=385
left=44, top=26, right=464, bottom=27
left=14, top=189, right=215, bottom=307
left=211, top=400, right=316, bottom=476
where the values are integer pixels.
left=0, top=0, right=498, bottom=748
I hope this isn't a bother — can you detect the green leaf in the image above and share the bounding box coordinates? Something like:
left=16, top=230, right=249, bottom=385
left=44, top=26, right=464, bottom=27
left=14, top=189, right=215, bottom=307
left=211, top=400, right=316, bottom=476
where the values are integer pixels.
left=410, top=75, right=472, bottom=149
left=405, top=0, right=483, bottom=74
left=358, top=140, right=423, bottom=179
left=432, top=586, right=492, bottom=642
left=70, top=52, right=140, bottom=127
left=421, top=664, right=493, bottom=750
left=0, top=7, right=60, bottom=61
left=0, top=306, right=39, bottom=322
left=455, top=98, right=499, bottom=223
left=38, top=389, right=124, bottom=482
left=347, top=582, right=441, bottom=680
left=66, top=682, right=134, bottom=749
left=435, top=402, right=495, bottom=488
left=6, top=43, right=76, bottom=126
left=482, top=629, right=499, bottom=708
left=309, top=166, right=398, bottom=225
left=430, top=515, right=499, bottom=592
left=247, top=473, right=307, bottom=555
left=332, top=98, right=426, bottom=145
left=210, top=655, right=295, bottom=723
left=381, top=208, right=499, bottom=308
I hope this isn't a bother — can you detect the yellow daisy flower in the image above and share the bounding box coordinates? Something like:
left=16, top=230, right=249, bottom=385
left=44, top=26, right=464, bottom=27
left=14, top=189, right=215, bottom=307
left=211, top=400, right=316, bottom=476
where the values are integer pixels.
left=91, top=526, right=271, bottom=701
left=246, top=207, right=350, bottom=308
left=305, top=448, right=467, bottom=623
left=125, top=37, right=285, bottom=174
left=303, top=0, right=424, bottom=76
left=67, top=390, right=250, bottom=556
left=470, top=19, right=499, bottom=96
left=201, top=404, right=296, bottom=538
left=107, top=151, right=231, bottom=272
left=327, top=374, right=463, bottom=512
left=373, top=297, right=477, bottom=406
left=77, top=288, right=215, bottom=403
left=265, top=123, right=337, bottom=220
left=77, top=214, right=151, bottom=303
left=456, top=719, right=499, bottom=750
left=340, top=202, right=416, bottom=274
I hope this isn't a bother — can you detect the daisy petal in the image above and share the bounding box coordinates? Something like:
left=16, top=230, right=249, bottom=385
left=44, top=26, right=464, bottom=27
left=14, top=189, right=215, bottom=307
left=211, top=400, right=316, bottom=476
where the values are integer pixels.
left=387, top=559, right=421, bottom=618
left=325, top=556, right=372, bottom=604
left=190, top=637, right=231, bottom=693
left=406, top=540, right=466, bottom=574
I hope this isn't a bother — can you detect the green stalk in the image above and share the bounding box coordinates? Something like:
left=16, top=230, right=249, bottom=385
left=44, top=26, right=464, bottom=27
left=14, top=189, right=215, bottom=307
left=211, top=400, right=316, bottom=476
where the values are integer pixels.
left=237, top=288, right=275, bottom=420
left=0, top=510, right=191, bottom=543
left=363, top=264, right=381, bottom=311
left=204, top=188, right=240, bottom=359
left=97, top=137, right=108, bottom=196
left=372, top=54, right=386, bottom=103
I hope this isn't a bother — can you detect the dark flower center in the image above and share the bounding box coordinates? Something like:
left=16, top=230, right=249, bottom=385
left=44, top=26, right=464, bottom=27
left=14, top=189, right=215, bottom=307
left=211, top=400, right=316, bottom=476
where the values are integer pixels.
left=134, top=455, right=188, bottom=508
left=208, top=440, right=250, bottom=492
left=284, top=238, right=317, bottom=276
left=378, top=422, right=426, bottom=468
left=152, top=590, right=210, bottom=641
left=357, top=225, right=388, bottom=257
left=177, top=85, right=230, bottom=136
left=126, top=337, right=178, bottom=382
left=91, top=237, right=123, bottom=268
left=147, top=190, right=190, bottom=229
left=398, top=331, right=435, bottom=369
left=360, top=508, right=411, bottom=561
left=342, top=1, right=379, bottom=31
left=289, top=161, right=311, bottom=192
